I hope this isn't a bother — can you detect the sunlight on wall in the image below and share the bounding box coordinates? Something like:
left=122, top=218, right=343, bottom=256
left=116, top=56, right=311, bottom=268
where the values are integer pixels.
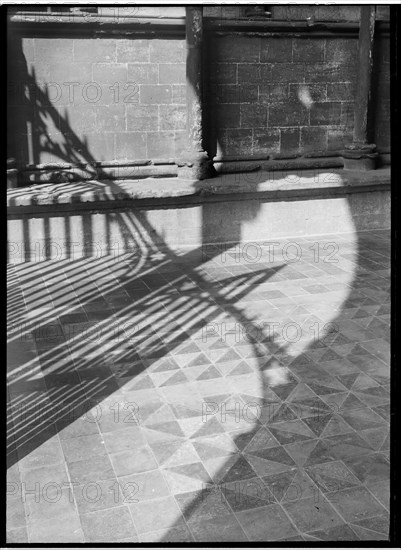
left=298, top=84, right=314, bottom=109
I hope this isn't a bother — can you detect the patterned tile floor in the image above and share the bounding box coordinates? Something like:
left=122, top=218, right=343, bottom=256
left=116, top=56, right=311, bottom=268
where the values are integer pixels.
left=7, top=229, right=390, bottom=542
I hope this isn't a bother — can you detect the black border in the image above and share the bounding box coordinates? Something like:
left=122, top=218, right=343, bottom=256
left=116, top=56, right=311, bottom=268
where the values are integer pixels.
left=4, top=3, right=399, bottom=548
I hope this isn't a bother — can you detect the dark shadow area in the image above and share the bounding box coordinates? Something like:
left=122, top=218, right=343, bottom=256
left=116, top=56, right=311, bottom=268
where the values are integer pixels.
left=7, top=30, right=109, bottom=183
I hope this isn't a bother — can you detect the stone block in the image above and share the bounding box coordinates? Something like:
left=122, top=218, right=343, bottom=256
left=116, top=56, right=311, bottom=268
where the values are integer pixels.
left=92, top=64, right=128, bottom=86
left=272, top=64, right=305, bottom=83
left=36, top=39, right=74, bottom=63
left=269, top=103, right=309, bottom=127
left=83, top=133, right=115, bottom=160
left=117, top=40, right=150, bottom=63
left=49, top=62, right=92, bottom=87
left=212, top=82, right=259, bottom=105
left=280, top=128, right=300, bottom=154
left=159, top=64, right=186, bottom=84
left=310, top=102, right=342, bottom=125
left=94, top=105, right=126, bottom=132
left=74, top=39, right=116, bottom=62
left=128, top=64, right=158, bottom=85
left=115, top=132, right=147, bottom=160
left=304, top=63, right=344, bottom=83
left=240, top=104, right=267, bottom=129
left=259, top=84, right=288, bottom=105
left=59, top=105, right=97, bottom=134
left=172, top=85, right=186, bottom=105
left=221, top=128, right=253, bottom=156
left=260, top=38, right=293, bottom=63
left=325, top=38, right=358, bottom=65
left=214, top=85, right=240, bottom=104
left=212, top=36, right=260, bottom=63
left=289, top=83, right=327, bottom=103
left=340, top=103, right=354, bottom=127
left=253, top=129, right=280, bottom=155
left=146, top=131, right=176, bottom=158
left=209, top=64, right=237, bottom=85
left=293, top=38, right=325, bottom=63
left=241, top=85, right=259, bottom=104
left=217, top=104, right=240, bottom=128
left=327, top=129, right=353, bottom=151
left=327, top=83, right=354, bottom=101
left=300, top=127, right=327, bottom=153
left=140, top=85, right=172, bottom=105
left=126, top=105, right=159, bottom=132
left=159, top=105, right=186, bottom=131
left=238, top=64, right=271, bottom=84
left=149, top=40, right=185, bottom=63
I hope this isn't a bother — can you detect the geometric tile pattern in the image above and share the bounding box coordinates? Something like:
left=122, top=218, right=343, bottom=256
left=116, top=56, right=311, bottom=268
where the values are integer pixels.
left=7, top=229, right=390, bottom=542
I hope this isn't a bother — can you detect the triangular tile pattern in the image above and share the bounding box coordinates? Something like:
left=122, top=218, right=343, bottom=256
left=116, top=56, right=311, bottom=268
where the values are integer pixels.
left=197, top=366, right=222, bottom=380
left=8, top=230, right=390, bottom=542
left=219, top=455, right=258, bottom=483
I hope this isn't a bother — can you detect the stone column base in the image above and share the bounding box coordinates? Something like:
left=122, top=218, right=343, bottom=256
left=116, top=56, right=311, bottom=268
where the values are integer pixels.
left=341, top=143, right=378, bottom=171
left=7, top=169, right=19, bottom=189
left=176, top=150, right=216, bottom=180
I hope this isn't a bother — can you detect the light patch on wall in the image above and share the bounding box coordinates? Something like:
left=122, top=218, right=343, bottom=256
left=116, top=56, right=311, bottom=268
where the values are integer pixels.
left=298, top=85, right=314, bottom=109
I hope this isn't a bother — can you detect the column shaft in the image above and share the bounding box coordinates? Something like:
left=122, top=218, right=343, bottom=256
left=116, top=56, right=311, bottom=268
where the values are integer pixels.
left=177, top=6, right=215, bottom=179
left=343, top=6, right=378, bottom=170
left=353, top=5, right=376, bottom=145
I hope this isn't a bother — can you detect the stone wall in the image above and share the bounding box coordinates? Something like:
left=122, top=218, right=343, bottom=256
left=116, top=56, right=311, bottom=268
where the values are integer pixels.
left=7, top=6, right=390, bottom=176
left=7, top=33, right=187, bottom=166
left=206, top=33, right=390, bottom=159
left=204, top=5, right=390, bottom=21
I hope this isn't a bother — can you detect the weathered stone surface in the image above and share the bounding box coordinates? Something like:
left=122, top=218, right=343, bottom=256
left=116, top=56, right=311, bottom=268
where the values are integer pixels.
left=7, top=169, right=390, bottom=259
left=7, top=21, right=389, bottom=171
left=7, top=168, right=390, bottom=207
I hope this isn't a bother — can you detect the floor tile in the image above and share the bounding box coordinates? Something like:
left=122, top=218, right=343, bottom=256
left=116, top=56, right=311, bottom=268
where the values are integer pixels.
left=25, top=487, right=79, bottom=526
left=162, top=461, right=213, bottom=494
left=175, top=486, right=233, bottom=520
left=7, top=526, right=29, bottom=543
left=351, top=513, right=389, bottom=536
left=141, top=524, right=194, bottom=542
left=307, top=524, right=360, bottom=541
left=74, top=479, right=122, bottom=514
left=27, top=516, right=84, bottom=543
left=188, top=513, right=248, bottom=542
left=7, top=495, right=26, bottom=531
left=17, top=435, right=65, bottom=470
left=20, top=462, right=70, bottom=487
left=342, top=453, right=390, bottom=485
left=350, top=524, right=387, bottom=540
left=79, top=506, right=137, bottom=542
left=7, top=229, right=391, bottom=542
left=102, top=426, right=146, bottom=453
left=366, top=479, right=390, bottom=511
left=221, top=477, right=275, bottom=511
left=283, top=494, right=344, bottom=533
left=304, top=432, right=373, bottom=466
left=67, top=454, right=115, bottom=484
left=130, top=496, right=185, bottom=534
left=60, top=434, right=106, bottom=463
left=329, top=486, right=387, bottom=523
left=118, top=469, right=170, bottom=502
left=305, top=459, right=362, bottom=496
left=236, top=503, right=298, bottom=541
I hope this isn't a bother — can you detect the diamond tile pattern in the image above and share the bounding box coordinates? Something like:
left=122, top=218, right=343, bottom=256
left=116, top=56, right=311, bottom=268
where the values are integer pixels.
left=7, top=229, right=390, bottom=542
